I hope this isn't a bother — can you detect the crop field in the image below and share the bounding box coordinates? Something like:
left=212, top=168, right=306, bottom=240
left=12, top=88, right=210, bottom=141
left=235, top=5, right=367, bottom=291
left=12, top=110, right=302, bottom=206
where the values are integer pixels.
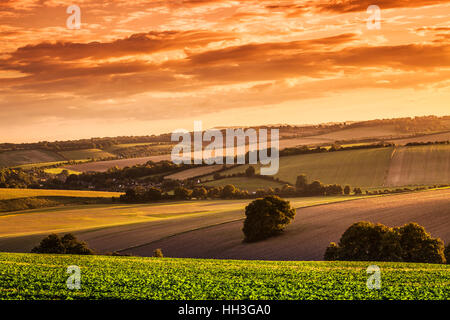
left=64, top=154, right=172, bottom=172
left=203, top=147, right=394, bottom=188
left=43, top=168, right=82, bottom=175
left=0, top=188, right=122, bottom=201
left=0, top=196, right=362, bottom=251
left=310, top=125, right=402, bottom=141
left=58, top=149, right=116, bottom=161
left=386, top=145, right=450, bottom=187
left=121, top=189, right=450, bottom=260
left=0, top=150, right=64, bottom=168
left=164, top=164, right=224, bottom=181
left=105, top=142, right=175, bottom=152
left=0, top=252, right=448, bottom=300
left=389, top=131, right=450, bottom=145
left=203, top=177, right=286, bottom=192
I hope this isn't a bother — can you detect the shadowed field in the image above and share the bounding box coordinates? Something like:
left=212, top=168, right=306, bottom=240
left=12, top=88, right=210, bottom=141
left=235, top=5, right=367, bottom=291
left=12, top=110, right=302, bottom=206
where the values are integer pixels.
left=119, top=189, right=450, bottom=260
left=0, top=196, right=364, bottom=252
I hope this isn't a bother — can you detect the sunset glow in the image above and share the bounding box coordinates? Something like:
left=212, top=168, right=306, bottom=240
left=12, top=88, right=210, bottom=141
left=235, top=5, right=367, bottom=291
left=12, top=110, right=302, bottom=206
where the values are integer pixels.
left=1, top=0, right=449, bottom=142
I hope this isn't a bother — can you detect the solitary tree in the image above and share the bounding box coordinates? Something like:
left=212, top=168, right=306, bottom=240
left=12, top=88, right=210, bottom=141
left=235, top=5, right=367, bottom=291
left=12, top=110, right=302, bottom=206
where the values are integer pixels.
left=242, top=196, right=296, bottom=242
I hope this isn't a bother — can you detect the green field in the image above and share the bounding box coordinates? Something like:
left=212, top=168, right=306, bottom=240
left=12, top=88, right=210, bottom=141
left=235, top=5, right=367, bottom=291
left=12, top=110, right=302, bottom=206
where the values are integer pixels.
left=0, top=252, right=448, bottom=299
left=58, top=149, right=116, bottom=161
left=203, top=177, right=286, bottom=192
left=203, top=147, right=394, bottom=188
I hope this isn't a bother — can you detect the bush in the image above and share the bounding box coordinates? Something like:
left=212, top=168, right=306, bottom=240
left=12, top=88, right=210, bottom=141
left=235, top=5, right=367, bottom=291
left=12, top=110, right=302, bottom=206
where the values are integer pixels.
left=245, top=166, right=256, bottom=177
left=445, top=244, right=450, bottom=264
left=153, top=248, right=164, bottom=257
left=242, top=196, right=296, bottom=242
left=32, top=233, right=93, bottom=255
left=344, top=185, right=351, bottom=195
left=324, top=222, right=445, bottom=263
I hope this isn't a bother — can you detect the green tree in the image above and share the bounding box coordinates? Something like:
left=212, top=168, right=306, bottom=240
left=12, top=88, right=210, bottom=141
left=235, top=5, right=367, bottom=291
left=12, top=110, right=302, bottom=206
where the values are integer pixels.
left=242, top=196, right=296, bottom=242
left=32, top=233, right=93, bottom=255
left=396, top=223, right=446, bottom=264
left=221, top=184, right=236, bottom=199
left=324, top=222, right=446, bottom=263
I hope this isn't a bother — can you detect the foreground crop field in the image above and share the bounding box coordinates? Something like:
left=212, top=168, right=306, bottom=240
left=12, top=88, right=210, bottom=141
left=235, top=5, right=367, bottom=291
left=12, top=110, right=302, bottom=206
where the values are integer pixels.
left=0, top=252, right=448, bottom=300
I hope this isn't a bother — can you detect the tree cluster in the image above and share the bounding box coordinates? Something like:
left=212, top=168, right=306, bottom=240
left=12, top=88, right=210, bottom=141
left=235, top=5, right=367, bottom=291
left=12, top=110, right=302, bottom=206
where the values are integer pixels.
left=324, top=221, right=447, bottom=264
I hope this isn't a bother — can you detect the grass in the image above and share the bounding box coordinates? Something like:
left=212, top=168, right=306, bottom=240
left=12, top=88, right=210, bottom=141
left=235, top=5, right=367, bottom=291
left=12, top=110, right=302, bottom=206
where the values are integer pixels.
left=59, top=149, right=116, bottom=161
left=0, top=252, right=448, bottom=300
left=0, top=188, right=123, bottom=201
left=203, top=177, right=286, bottom=192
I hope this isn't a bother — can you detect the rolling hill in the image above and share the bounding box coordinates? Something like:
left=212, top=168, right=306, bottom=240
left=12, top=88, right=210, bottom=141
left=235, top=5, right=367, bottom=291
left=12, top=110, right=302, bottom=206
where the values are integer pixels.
left=199, top=144, right=450, bottom=189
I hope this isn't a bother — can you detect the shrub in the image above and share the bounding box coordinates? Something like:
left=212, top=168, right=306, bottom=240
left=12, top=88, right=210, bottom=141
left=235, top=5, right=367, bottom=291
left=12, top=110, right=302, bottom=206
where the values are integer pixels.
left=242, top=196, right=296, bottom=242
left=445, top=244, right=450, bottom=264
left=343, top=185, right=351, bottom=195
left=174, top=187, right=192, bottom=200
left=32, top=233, right=93, bottom=255
left=324, top=242, right=339, bottom=261
left=221, top=184, right=236, bottom=199
left=324, top=222, right=445, bottom=263
left=245, top=166, right=256, bottom=177
left=153, top=248, right=164, bottom=257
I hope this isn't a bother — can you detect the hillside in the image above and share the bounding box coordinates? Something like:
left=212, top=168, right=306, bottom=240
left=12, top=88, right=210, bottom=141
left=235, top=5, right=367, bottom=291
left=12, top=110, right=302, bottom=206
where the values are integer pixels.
left=200, top=144, right=450, bottom=189
left=0, top=252, right=448, bottom=300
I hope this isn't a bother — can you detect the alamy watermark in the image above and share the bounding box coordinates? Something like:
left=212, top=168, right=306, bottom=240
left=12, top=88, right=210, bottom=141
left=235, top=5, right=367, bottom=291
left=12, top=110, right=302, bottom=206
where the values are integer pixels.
left=66, top=5, right=81, bottom=29
left=66, top=265, right=81, bottom=290
left=367, top=5, right=381, bottom=30
left=366, top=265, right=381, bottom=290
left=171, top=121, right=279, bottom=175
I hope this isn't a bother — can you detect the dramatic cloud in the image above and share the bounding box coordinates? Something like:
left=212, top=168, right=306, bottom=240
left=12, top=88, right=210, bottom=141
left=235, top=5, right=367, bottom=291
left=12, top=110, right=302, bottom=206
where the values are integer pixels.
left=0, top=0, right=449, bottom=142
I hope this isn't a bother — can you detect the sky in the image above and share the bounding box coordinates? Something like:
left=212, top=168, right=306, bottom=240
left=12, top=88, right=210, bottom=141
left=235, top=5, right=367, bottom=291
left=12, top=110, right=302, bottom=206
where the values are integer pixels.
left=0, top=0, right=449, bottom=143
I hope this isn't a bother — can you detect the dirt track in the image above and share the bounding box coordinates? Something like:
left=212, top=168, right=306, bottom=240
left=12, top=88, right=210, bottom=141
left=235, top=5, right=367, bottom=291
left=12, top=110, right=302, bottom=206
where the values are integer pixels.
left=1, top=189, right=449, bottom=261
